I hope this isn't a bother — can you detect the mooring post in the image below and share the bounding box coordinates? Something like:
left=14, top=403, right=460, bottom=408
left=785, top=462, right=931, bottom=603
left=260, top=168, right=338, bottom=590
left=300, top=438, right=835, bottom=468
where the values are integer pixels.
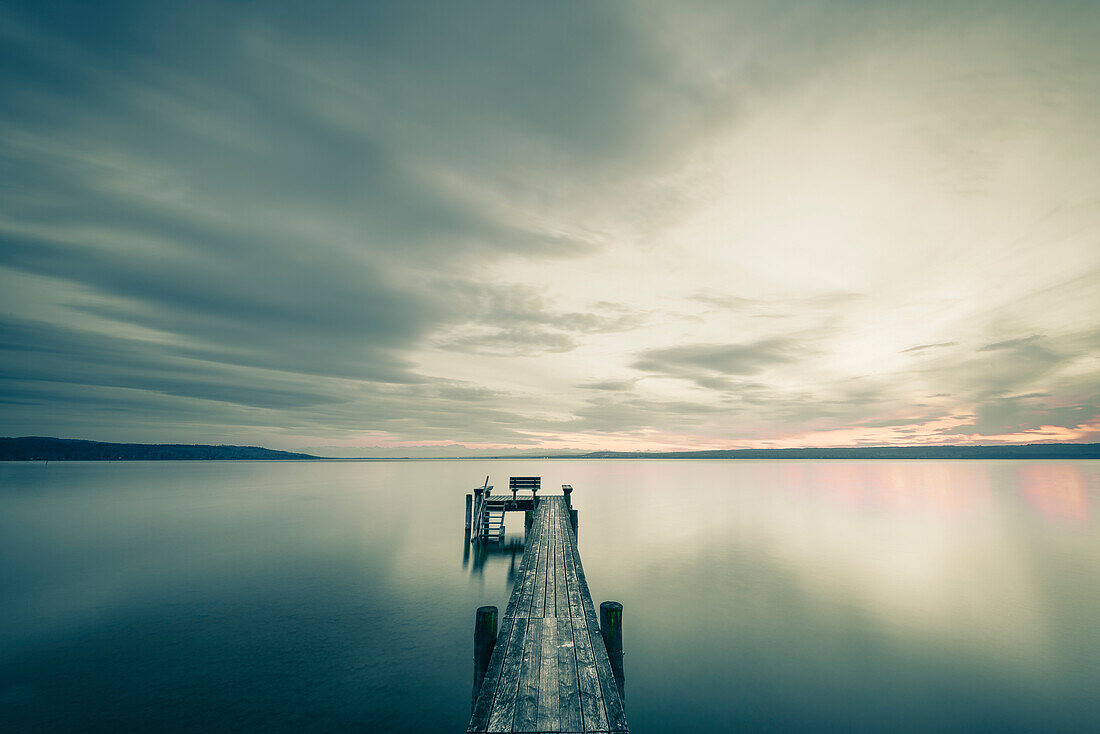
left=473, top=605, right=498, bottom=702
left=465, top=493, right=473, bottom=531
left=600, top=601, right=625, bottom=701
left=563, top=484, right=573, bottom=508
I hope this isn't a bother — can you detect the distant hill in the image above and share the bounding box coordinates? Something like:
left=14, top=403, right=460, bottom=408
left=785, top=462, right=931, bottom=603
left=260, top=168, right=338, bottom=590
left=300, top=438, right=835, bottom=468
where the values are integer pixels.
left=574, top=443, right=1100, bottom=460
left=0, top=437, right=320, bottom=461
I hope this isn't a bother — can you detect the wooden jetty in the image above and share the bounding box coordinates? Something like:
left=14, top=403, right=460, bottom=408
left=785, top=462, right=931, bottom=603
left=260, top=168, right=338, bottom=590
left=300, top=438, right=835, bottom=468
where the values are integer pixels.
left=468, top=477, right=540, bottom=543
left=467, top=482, right=628, bottom=734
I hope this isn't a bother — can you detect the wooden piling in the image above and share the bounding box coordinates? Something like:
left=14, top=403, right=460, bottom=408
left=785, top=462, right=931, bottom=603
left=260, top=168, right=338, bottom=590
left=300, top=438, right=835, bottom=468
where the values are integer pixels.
left=600, top=601, right=624, bottom=701
left=465, top=493, right=473, bottom=531
left=473, top=605, right=499, bottom=699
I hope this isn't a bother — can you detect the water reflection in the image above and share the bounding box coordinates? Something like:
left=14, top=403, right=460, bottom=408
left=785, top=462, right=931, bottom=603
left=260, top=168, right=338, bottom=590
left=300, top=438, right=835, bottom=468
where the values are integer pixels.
left=1, top=460, right=1097, bottom=733
left=769, top=461, right=994, bottom=514
left=1021, top=464, right=1090, bottom=522
left=466, top=536, right=525, bottom=581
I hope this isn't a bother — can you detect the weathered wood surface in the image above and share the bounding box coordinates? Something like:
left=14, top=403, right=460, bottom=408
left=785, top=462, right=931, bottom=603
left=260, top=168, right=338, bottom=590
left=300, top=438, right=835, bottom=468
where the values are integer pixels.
left=468, top=496, right=628, bottom=733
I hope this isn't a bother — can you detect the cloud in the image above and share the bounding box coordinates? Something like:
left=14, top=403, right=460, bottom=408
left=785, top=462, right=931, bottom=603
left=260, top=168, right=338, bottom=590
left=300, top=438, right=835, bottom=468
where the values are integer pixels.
left=0, top=1, right=674, bottom=443
left=577, top=380, right=637, bottom=391
left=937, top=395, right=1099, bottom=437
left=632, top=339, right=800, bottom=385
left=0, top=313, right=544, bottom=446
left=542, top=394, right=733, bottom=435
left=902, top=341, right=958, bottom=353
left=440, top=327, right=578, bottom=356
left=691, top=293, right=757, bottom=310
left=1, top=1, right=1098, bottom=450
left=0, top=316, right=341, bottom=411
left=977, top=335, right=1044, bottom=352
left=434, top=287, right=646, bottom=355
left=951, top=335, right=1064, bottom=398
left=903, top=329, right=1099, bottom=438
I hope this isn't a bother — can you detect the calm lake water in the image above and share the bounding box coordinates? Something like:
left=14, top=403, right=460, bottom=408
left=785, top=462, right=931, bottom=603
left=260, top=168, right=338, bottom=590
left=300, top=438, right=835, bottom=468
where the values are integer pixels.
left=1, top=459, right=1098, bottom=732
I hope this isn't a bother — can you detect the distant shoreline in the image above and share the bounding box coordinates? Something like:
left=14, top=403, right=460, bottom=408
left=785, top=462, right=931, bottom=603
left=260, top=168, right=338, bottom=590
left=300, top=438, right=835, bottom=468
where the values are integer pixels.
left=0, top=437, right=319, bottom=461
left=2, top=436, right=1098, bottom=461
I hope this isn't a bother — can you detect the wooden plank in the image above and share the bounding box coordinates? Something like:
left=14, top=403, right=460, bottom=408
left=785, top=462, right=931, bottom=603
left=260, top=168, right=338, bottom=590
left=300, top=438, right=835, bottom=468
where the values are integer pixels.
left=543, top=501, right=555, bottom=618
left=571, top=618, right=609, bottom=732
left=557, top=618, right=583, bottom=734
left=486, top=618, right=527, bottom=733
left=546, top=501, right=555, bottom=613
left=535, top=617, right=560, bottom=732
left=503, top=548, right=527, bottom=619
left=548, top=503, right=561, bottom=619
left=570, top=532, right=601, bottom=622
left=587, top=618, right=629, bottom=732
left=554, top=510, right=569, bottom=619
left=511, top=523, right=533, bottom=619
left=560, top=511, right=584, bottom=620
left=512, top=613, right=543, bottom=731
left=502, top=534, right=526, bottom=619
left=469, top=618, right=515, bottom=732
left=531, top=503, right=550, bottom=618
left=548, top=503, right=558, bottom=617
left=513, top=510, right=542, bottom=620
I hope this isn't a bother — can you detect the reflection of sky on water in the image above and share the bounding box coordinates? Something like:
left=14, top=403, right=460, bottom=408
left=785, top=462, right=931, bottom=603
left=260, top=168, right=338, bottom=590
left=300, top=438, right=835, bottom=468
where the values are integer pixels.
left=569, top=460, right=1100, bottom=732
left=1021, top=464, right=1090, bottom=523
left=1, top=460, right=1097, bottom=732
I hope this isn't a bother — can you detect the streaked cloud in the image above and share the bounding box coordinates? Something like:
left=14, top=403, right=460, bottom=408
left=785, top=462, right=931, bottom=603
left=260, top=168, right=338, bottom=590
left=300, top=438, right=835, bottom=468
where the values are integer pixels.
left=902, top=342, right=958, bottom=354
left=1, top=0, right=1098, bottom=452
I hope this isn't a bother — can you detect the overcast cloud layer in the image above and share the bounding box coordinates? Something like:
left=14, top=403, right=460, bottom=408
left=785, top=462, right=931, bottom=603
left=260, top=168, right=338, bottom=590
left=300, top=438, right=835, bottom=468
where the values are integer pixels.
left=2, top=0, right=1098, bottom=454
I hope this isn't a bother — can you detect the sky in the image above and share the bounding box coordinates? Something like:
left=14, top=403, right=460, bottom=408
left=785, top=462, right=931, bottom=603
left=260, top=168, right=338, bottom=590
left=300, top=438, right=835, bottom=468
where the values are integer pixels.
left=1, top=0, right=1099, bottom=455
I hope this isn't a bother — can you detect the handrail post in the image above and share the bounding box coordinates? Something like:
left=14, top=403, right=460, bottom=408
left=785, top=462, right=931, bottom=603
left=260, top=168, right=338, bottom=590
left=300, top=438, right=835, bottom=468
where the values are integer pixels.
left=472, top=485, right=485, bottom=543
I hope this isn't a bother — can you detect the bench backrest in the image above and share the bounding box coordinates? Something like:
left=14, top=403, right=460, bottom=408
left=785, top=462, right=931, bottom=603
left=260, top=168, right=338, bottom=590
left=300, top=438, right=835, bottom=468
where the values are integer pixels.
left=509, top=476, right=541, bottom=491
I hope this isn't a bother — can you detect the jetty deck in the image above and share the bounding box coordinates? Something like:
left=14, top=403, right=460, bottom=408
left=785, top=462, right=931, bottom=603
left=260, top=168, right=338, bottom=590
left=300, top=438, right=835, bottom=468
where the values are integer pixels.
left=468, top=495, right=629, bottom=734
